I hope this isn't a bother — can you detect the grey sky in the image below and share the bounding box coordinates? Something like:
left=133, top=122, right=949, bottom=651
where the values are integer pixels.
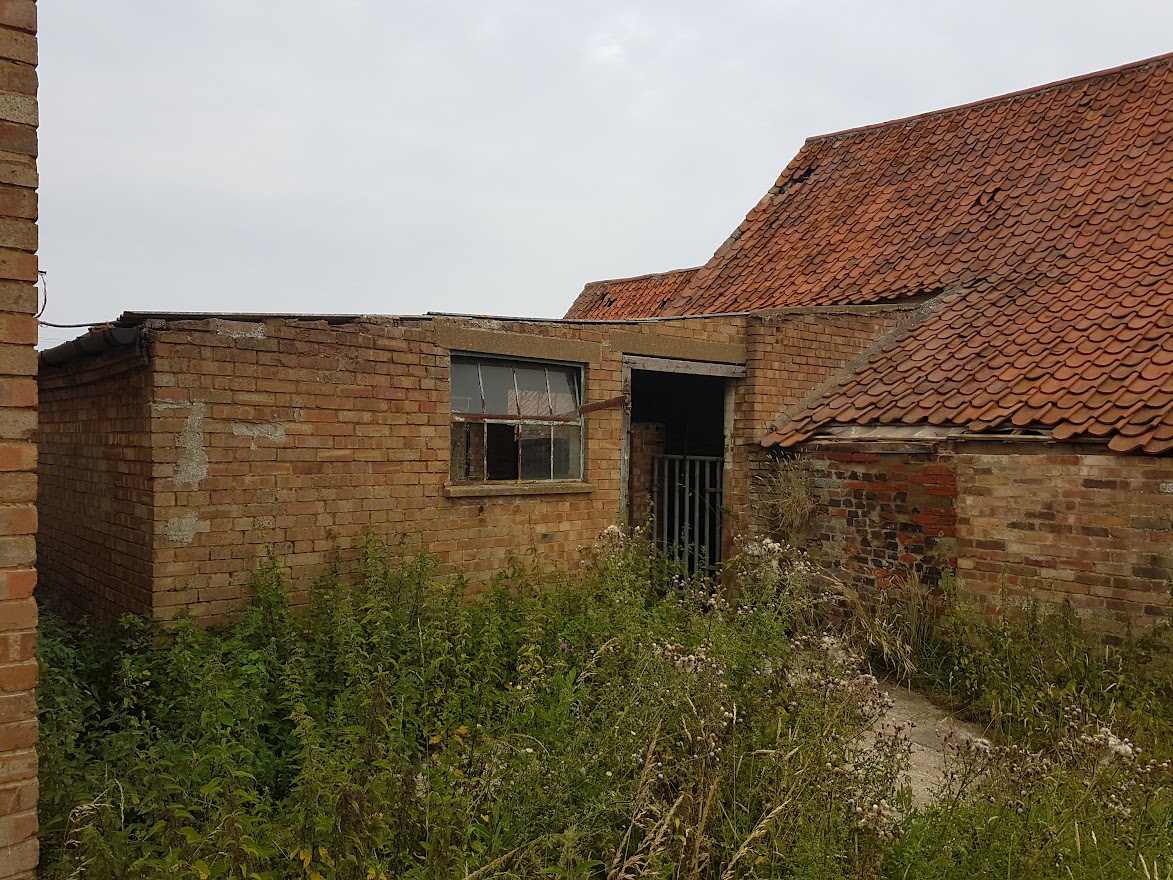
left=36, top=1, right=1173, bottom=347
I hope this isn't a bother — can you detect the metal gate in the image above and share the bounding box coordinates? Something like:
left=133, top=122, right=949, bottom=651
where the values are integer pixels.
left=652, top=454, right=723, bottom=576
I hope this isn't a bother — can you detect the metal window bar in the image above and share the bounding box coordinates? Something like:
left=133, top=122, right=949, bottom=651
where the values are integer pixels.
left=651, top=454, right=723, bottom=576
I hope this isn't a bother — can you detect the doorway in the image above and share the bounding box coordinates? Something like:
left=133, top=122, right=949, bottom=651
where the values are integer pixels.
left=625, top=360, right=733, bottom=576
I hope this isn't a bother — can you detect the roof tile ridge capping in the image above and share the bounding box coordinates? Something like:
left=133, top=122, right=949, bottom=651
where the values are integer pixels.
left=803, top=50, right=1173, bottom=145
left=760, top=285, right=969, bottom=446
left=596, top=266, right=701, bottom=284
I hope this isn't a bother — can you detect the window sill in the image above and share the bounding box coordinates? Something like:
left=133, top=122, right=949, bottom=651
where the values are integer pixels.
left=444, top=480, right=595, bottom=498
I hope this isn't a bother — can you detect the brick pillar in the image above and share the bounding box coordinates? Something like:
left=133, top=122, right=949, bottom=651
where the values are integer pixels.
left=0, top=0, right=38, bottom=876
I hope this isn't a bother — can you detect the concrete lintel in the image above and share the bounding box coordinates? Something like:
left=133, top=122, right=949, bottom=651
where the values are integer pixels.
left=435, top=324, right=601, bottom=364
left=622, top=354, right=746, bottom=378
left=608, top=329, right=745, bottom=365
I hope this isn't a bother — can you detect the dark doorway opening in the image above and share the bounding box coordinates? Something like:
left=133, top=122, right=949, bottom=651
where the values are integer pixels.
left=629, top=369, right=726, bottom=575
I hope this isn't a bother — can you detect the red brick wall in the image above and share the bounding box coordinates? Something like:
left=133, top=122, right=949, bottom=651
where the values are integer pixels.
left=38, top=347, right=154, bottom=618
left=738, top=308, right=908, bottom=540
left=793, top=445, right=958, bottom=592
left=146, top=315, right=750, bottom=622
left=0, top=0, right=37, bottom=875
left=955, top=448, right=1173, bottom=635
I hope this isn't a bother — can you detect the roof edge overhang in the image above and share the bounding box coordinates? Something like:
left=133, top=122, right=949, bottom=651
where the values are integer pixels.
left=40, top=324, right=141, bottom=369
left=761, top=423, right=1146, bottom=451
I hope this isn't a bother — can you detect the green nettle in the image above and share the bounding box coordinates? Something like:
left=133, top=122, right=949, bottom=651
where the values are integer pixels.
left=38, top=530, right=1173, bottom=879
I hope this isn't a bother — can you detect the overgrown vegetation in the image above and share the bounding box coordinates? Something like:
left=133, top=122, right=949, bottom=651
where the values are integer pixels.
left=38, top=532, right=1173, bottom=878
left=753, top=456, right=815, bottom=542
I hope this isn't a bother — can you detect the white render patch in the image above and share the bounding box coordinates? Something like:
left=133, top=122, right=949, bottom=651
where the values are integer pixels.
left=212, top=318, right=265, bottom=339
left=160, top=513, right=210, bottom=545
left=1161, top=482, right=1173, bottom=495
left=232, top=421, right=287, bottom=449
left=152, top=400, right=209, bottom=486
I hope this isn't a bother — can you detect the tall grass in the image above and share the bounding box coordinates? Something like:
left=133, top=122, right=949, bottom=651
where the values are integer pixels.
left=37, top=532, right=1173, bottom=879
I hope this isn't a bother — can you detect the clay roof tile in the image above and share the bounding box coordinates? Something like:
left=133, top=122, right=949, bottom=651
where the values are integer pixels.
left=570, top=54, right=1173, bottom=453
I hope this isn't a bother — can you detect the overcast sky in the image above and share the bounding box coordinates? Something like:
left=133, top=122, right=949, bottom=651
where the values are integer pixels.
left=36, top=1, right=1173, bottom=347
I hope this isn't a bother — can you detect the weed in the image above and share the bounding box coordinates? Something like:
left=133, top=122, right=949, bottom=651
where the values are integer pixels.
left=36, top=530, right=1173, bottom=879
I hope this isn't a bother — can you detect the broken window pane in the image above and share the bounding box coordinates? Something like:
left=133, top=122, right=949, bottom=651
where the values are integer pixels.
left=514, top=366, right=553, bottom=418
left=480, top=362, right=519, bottom=417
left=519, top=424, right=553, bottom=479
left=449, top=423, right=486, bottom=481
left=450, top=360, right=483, bottom=414
left=485, top=423, right=519, bottom=480
left=448, top=356, right=583, bottom=483
left=552, top=424, right=581, bottom=479
left=547, top=366, right=579, bottom=418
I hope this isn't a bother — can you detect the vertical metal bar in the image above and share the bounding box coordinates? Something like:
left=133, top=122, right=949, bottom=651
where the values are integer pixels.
left=715, top=461, right=723, bottom=574
left=672, top=457, right=681, bottom=566
left=689, top=462, right=699, bottom=579
left=658, top=456, right=665, bottom=553
left=686, top=458, right=692, bottom=573
left=681, top=457, right=688, bottom=569
left=699, top=457, right=708, bottom=574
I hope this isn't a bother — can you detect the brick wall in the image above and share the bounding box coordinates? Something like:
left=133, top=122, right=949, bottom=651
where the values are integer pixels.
left=38, top=346, right=154, bottom=618
left=955, top=447, right=1173, bottom=635
left=0, top=0, right=37, bottom=875
left=775, top=440, right=1170, bottom=636
left=39, top=312, right=750, bottom=624
left=737, top=308, right=907, bottom=542
left=629, top=422, right=665, bottom=532
left=792, top=445, right=958, bottom=593
left=36, top=304, right=946, bottom=636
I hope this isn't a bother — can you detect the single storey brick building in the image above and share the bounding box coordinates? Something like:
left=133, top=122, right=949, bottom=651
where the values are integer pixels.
left=38, top=308, right=907, bottom=623
left=40, top=53, right=1172, bottom=635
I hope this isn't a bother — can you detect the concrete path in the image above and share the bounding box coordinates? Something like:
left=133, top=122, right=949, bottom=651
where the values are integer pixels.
left=874, top=679, right=991, bottom=806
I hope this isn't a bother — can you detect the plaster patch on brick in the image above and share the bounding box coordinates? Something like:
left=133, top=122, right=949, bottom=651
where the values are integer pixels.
left=232, top=421, right=287, bottom=449
left=149, top=399, right=210, bottom=484
left=160, top=513, right=210, bottom=544
left=213, top=318, right=265, bottom=339
left=1161, top=482, right=1173, bottom=495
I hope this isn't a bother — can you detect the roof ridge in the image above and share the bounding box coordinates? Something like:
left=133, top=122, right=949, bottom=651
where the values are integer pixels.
left=589, top=266, right=701, bottom=286
left=805, top=50, right=1173, bottom=144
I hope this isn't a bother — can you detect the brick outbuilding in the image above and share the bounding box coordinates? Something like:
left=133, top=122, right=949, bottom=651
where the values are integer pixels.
left=39, top=53, right=1173, bottom=635
left=38, top=308, right=903, bottom=623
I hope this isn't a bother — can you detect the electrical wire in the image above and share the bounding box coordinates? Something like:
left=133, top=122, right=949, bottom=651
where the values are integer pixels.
left=33, top=270, right=115, bottom=328
left=34, top=271, right=46, bottom=318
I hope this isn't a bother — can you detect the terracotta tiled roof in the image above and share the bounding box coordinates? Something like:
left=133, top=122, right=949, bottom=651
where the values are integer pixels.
left=756, top=53, right=1173, bottom=454
left=656, top=53, right=1173, bottom=317
left=564, top=268, right=699, bottom=320
left=767, top=268, right=1173, bottom=453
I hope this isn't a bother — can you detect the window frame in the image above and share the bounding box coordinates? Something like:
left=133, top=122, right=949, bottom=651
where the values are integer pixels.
left=448, top=353, right=587, bottom=487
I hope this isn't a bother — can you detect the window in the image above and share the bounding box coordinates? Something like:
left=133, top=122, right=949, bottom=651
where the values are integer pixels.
left=449, top=356, right=583, bottom=482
